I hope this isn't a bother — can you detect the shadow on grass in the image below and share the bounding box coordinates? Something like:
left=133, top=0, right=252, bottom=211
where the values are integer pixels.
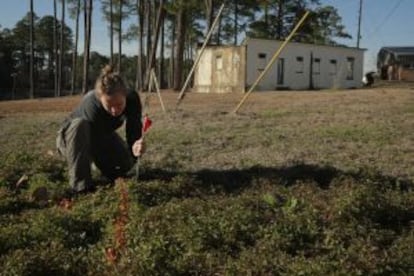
left=139, top=163, right=413, bottom=194
left=0, top=198, right=45, bottom=216
left=56, top=216, right=103, bottom=249
left=134, top=163, right=414, bottom=233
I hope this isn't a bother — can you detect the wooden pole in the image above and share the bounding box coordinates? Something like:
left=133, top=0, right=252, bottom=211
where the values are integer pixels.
left=232, top=10, right=310, bottom=114
left=151, top=69, right=166, bottom=112
left=176, top=3, right=225, bottom=106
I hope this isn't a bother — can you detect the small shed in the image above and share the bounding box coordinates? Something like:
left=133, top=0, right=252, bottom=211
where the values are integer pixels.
left=193, top=45, right=246, bottom=93
left=377, top=47, right=414, bottom=81
left=193, top=37, right=365, bottom=92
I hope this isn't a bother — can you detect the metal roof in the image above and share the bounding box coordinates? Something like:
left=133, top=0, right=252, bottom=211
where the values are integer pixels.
left=381, top=47, right=414, bottom=55
left=242, top=37, right=366, bottom=51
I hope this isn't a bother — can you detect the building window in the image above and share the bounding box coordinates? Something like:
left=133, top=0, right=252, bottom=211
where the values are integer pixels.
left=277, top=58, right=284, bottom=85
left=330, top=59, right=337, bottom=75
left=346, top=57, right=355, bottom=80
left=313, top=58, right=321, bottom=74
left=216, top=55, right=223, bottom=70
left=399, top=55, right=414, bottom=69
left=296, top=56, right=304, bottom=73
left=403, top=63, right=414, bottom=69
left=257, top=53, right=267, bottom=71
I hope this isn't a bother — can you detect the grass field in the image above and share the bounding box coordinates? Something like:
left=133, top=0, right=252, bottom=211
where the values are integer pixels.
left=0, top=88, right=413, bottom=274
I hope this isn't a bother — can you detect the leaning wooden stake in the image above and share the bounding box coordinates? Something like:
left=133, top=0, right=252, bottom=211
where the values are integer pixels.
left=232, top=11, right=310, bottom=114
left=144, top=69, right=166, bottom=113
left=176, top=3, right=225, bottom=106
left=148, top=68, right=154, bottom=94
left=151, top=69, right=166, bottom=113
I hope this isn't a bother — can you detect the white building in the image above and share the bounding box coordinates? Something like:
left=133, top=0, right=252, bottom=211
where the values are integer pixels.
left=193, top=37, right=365, bottom=92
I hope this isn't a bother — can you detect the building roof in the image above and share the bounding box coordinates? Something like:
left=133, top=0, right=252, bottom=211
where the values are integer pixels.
left=241, top=37, right=366, bottom=51
left=380, top=47, right=414, bottom=56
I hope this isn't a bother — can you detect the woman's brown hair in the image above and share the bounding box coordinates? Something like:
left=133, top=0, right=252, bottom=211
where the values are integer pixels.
left=95, top=64, right=127, bottom=96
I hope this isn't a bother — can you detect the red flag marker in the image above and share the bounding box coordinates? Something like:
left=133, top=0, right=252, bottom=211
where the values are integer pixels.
left=142, top=114, right=152, bottom=134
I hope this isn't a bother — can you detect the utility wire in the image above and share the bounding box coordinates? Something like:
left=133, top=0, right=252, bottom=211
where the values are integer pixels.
left=366, top=0, right=404, bottom=39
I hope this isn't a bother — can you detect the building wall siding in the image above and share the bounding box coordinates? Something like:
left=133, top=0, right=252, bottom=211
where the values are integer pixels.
left=401, top=69, right=414, bottom=81
left=193, top=38, right=365, bottom=93
left=194, top=46, right=245, bottom=93
left=245, top=38, right=365, bottom=90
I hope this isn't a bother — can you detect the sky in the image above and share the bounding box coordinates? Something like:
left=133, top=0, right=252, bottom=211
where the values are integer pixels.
left=1, top=0, right=413, bottom=73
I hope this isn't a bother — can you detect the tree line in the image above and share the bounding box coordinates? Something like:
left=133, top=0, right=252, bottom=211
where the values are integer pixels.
left=0, top=0, right=351, bottom=100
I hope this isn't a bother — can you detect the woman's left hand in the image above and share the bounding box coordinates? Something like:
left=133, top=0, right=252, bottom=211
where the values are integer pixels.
left=132, top=138, right=145, bottom=157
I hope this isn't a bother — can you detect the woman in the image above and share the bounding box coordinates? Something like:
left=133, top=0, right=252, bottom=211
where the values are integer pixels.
left=56, top=65, right=144, bottom=193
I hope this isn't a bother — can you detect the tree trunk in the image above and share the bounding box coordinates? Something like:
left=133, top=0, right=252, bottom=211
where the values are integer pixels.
left=135, top=0, right=144, bottom=91
left=205, top=0, right=214, bottom=32
left=144, top=0, right=164, bottom=91
left=205, top=0, right=214, bottom=44
left=277, top=0, right=284, bottom=39
left=216, top=11, right=222, bottom=45
left=58, top=0, right=65, bottom=96
left=169, top=20, right=175, bottom=89
left=71, top=0, right=80, bottom=95
left=189, top=33, right=194, bottom=61
left=159, top=17, right=165, bottom=88
left=145, top=0, right=152, bottom=77
left=53, top=0, right=58, bottom=97
left=234, top=0, right=238, bottom=45
left=82, top=0, right=92, bottom=94
left=29, top=0, right=34, bottom=99
left=110, top=0, right=114, bottom=64
left=184, top=32, right=190, bottom=79
left=48, top=50, right=53, bottom=83
left=118, top=0, right=122, bottom=72
left=173, top=8, right=186, bottom=91
left=82, top=0, right=88, bottom=93
left=87, top=0, right=92, bottom=84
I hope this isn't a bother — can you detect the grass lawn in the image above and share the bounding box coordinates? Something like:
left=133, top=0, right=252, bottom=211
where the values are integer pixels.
left=0, top=88, right=413, bottom=274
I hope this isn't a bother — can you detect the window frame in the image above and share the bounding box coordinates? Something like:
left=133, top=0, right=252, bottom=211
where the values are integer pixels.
left=216, top=54, right=223, bottom=70
left=346, top=57, right=355, bottom=80
left=257, top=53, right=267, bottom=71
left=296, top=56, right=304, bottom=73
left=313, top=58, right=321, bottom=75
left=329, top=59, right=337, bottom=75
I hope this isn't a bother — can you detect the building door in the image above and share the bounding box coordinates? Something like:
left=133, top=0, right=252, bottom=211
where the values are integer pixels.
left=277, top=58, right=284, bottom=85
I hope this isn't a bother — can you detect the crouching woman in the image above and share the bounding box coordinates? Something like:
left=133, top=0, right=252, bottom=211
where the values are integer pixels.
left=56, top=65, right=144, bottom=193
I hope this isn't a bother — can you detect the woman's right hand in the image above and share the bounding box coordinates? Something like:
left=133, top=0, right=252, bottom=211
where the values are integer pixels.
left=132, top=138, right=145, bottom=157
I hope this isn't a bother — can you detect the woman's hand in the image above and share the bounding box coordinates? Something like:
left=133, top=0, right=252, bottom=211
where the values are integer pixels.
left=132, top=138, right=145, bottom=157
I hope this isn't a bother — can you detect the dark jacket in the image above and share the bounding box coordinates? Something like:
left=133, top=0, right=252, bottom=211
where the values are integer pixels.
left=63, top=90, right=142, bottom=155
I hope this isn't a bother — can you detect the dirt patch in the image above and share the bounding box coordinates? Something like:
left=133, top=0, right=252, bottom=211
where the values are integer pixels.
left=0, top=96, right=82, bottom=115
